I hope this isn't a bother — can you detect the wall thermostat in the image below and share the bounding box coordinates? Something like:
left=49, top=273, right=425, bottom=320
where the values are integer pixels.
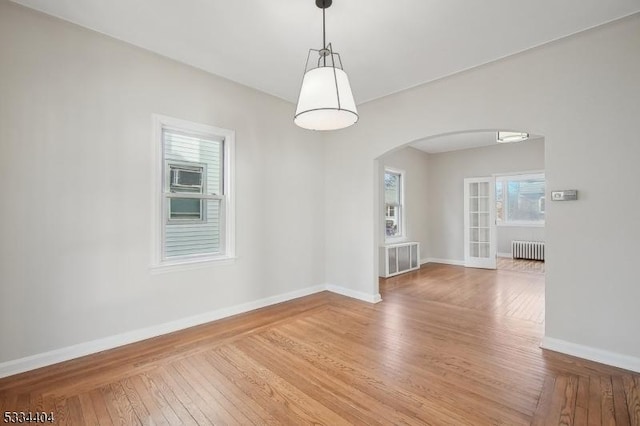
left=551, top=190, right=578, bottom=201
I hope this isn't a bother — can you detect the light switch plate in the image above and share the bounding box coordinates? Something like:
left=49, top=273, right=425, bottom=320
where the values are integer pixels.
left=551, top=190, right=578, bottom=201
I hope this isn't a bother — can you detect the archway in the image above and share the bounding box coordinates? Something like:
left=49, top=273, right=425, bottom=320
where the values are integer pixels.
left=373, top=129, right=546, bottom=296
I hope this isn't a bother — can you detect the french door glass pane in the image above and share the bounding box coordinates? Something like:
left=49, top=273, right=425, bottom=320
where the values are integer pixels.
left=470, top=212, right=478, bottom=227
left=469, top=182, right=478, bottom=196
left=478, top=182, right=489, bottom=196
left=479, top=243, right=490, bottom=258
left=478, top=197, right=489, bottom=212
left=478, top=213, right=489, bottom=227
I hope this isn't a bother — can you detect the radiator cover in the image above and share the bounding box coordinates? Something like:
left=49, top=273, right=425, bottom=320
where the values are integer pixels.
left=380, top=242, right=420, bottom=278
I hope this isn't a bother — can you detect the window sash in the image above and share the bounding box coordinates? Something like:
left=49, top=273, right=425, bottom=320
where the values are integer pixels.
left=161, top=127, right=225, bottom=259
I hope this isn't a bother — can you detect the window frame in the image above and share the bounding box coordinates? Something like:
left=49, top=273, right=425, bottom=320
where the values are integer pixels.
left=494, top=171, right=545, bottom=228
left=384, top=167, right=406, bottom=241
left=151, top=114, right=235, bottom=272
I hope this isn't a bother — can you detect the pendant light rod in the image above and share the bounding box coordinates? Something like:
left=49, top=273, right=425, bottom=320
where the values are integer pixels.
left=317, top=0, right=333, bottom=66
left=323, top=7, right=326, bottom=66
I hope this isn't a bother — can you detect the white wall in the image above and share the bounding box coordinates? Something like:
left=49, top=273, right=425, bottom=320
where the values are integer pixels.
left=426, top=139, right=545, bottom=261
left=0, top=2, right=325, bottom=364
left=497, top=227, right=545, bottom=256
left=325, top=14, right=640, bottom=366
left=378, top=147, right=429, bottom=261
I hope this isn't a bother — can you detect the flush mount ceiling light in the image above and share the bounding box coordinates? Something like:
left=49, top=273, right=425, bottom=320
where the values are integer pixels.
left=496, top=131, right=529, bottom=143
left=294, top=0, right=358, bottom=131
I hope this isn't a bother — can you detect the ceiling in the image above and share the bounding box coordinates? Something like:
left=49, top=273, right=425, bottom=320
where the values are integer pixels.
left=410, top=131, right=543, bottom=154
left=10, top=0, right=640, bottom=105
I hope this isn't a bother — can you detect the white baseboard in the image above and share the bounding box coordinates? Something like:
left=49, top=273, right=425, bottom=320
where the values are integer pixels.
left=325, top=284, right=382, bottom=304
left=420, top=258, right=429, bottom=265
left=424, top=257, right=466, bottom=266
left=497, top=252, right=513, bottom=258
left=0, top=284, right=326, bottom=379
left=0, top=283, right=385, bottom=379
left=541, top=336, right=640, bottom=373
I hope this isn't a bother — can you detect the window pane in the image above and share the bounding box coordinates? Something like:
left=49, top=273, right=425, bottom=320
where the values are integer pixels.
left=169, top=198, right=202, bottom=220
left=384, top=172, right=400, bottom=205
left=506, top=179, right=545, bottom=222
left=386, top=204, right=400, bottom=237
left=165, top=199, right=221, bottom=258
left=495, top=181, right=504, bottom=221
left=164, top=129, right=223, bottom=196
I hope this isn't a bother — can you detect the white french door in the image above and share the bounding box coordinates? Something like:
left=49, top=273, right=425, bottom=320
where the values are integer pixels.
left=464, top=177, right=497, bottom=269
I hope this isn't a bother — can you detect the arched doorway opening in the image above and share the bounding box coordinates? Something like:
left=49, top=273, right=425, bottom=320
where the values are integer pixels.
left=374, top=129, right=546, bottom=297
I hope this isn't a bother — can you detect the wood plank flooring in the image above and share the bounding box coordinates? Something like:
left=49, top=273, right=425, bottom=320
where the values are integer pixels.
left=498, top=257, right=545, bottom=274
left=0, top=263, right=638, bottom=425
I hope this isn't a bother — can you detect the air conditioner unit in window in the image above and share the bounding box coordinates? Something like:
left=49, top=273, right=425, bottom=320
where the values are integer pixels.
left=170, top=167, right=203, bottom=192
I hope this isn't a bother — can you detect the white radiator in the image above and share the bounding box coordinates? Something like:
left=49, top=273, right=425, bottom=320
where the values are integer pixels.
left=512, top=240, right=545, bottom=261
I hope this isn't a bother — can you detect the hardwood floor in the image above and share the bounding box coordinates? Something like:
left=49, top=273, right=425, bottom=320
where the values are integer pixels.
left=1, top=263, right=638, bottom=425
left=498, top=257, right=545, bottom=274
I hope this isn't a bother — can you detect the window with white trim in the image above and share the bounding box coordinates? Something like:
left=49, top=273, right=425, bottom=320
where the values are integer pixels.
left=496, top=173, right=545, bottom=226
left=153, top=115, right=235, bottom=267
left=384, top=169, right=404, bottom=238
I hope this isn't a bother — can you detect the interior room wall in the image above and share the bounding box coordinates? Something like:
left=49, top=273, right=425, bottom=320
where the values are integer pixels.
left=324, top=14, right=640, bottom=368
left=0, top=2, right=326, bottom=366
left=497, top=228, right=545, bottom=256
left=426, top=139, right=545, bottom=262
left=377, top=147, right=430, bottom=262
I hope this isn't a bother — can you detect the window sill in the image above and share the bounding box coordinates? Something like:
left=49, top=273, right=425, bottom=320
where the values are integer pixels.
left=385, top=236, right=407, bottom=244
left=150, top=255, right=237, bottom=274
left=497, top=222, right=545, bottom=228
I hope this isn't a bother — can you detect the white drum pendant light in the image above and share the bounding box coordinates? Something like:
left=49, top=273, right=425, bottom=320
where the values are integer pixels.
left=294, top=0, right=358, bottom=131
